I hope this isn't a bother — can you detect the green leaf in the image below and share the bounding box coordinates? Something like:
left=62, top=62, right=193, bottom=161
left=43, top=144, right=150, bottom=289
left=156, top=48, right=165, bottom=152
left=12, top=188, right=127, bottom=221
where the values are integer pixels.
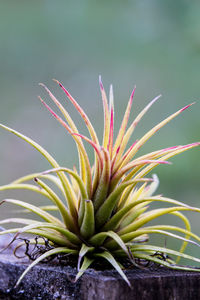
left=171, top=211, right=191, bottom=263
left=0, top=199, right=62, bottom=225
left=78, top=197, right=85, bottom=227
left=0, top=183, right=51, bottom=200
left=104, top=231, right=130, bottom=258
left=112, top=87, right=135, bottom=155
left=35, top=205, right=58, bottom=211
left=99, top=76, right=110, bottom=149
left=93, top=148, right=111, bottom=211
left=39, top=89, right=93, bottom=198
left=118, top=103, right=195, bottom=170
left=0, top=228, right=69, bottom=248
left=119, top=207, right=148, bottom=229
left=41, top=167, right=88, bottom=199
left=89, top=231, right=129, bottom=256
left=95, top=179, right=150, bottom=229
left=104, top=195, right=192, bottom=232
left=77, top=244, right=94, bottom=271
left=80, top=200, right=95, bottom=239
left=110, top=160, right=165, bottom=192
left=0, top=217, right=38, bottom=226
left=15, top=247, right=77, bottom=287
left=14, top=222, right=81, bottom=246
left=118, top=206, right=200, bottom=236
left=133, top=252, right=200, bottom=272
left=34, top=177, right=76, bottom=231
left=75, top=256, right=94, bottom=282
left=123, top=143, right=200, bottom=184
left=112, top=94, right=161, bottom=172
left=0, top=123, right=78, bottom=219
left=53, top=80, right=100, bottom=146
left=94, top=251, right=131, bottom=287
left=131, top=244, right=200, bottom=264
left=12, top=173, right=65, bottom=196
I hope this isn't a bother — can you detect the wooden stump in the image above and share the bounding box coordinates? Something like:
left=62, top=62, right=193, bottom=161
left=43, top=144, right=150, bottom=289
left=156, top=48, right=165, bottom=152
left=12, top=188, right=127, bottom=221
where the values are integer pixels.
left=0, top=249, right=200, bottom=300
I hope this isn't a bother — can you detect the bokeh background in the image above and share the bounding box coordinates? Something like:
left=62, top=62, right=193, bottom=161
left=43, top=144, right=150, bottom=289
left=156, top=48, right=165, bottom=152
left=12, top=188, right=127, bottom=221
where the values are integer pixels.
left=0, top=1, right=200, bottom=259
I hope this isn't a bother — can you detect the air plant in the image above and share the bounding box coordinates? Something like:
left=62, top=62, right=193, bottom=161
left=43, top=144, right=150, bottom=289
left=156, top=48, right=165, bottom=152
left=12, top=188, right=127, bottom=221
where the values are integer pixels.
left=0, top=77, right=200, bottom=288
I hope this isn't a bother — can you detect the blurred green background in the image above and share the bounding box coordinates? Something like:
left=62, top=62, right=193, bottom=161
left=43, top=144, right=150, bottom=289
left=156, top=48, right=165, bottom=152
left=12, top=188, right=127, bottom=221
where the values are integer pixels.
left=0, top=1, right=200, bottom=258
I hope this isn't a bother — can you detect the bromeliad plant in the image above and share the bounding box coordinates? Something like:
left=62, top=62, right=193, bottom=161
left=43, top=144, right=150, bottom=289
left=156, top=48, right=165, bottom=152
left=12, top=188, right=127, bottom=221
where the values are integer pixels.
left=0, top=77, right=200, bottom=287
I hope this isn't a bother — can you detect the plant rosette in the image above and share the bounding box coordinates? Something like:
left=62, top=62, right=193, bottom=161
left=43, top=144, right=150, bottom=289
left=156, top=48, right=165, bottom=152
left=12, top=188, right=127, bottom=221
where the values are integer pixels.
left=0, top=77, right=200, bottom=288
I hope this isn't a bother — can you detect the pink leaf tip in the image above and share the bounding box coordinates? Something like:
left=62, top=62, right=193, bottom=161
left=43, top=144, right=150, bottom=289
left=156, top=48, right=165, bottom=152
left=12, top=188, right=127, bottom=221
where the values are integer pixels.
left=130, top=85, right=136, bottom=101
left=53, top=78, right=61, bottom=86
left=53, top=79, right=71, bottom=98
left=181, top=102, right=195, bottom=112
left=99, top=75, right=104, bottom=91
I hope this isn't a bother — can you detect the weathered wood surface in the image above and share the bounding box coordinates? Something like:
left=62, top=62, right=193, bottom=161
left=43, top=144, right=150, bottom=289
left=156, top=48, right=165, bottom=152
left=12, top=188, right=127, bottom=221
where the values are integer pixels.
left=0, top=249, right=200, bottom=300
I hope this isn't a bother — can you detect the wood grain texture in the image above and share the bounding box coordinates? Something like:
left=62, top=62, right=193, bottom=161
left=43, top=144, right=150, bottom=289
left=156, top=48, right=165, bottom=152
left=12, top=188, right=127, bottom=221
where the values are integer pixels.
left=0, top=250, right=200, bottom=300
